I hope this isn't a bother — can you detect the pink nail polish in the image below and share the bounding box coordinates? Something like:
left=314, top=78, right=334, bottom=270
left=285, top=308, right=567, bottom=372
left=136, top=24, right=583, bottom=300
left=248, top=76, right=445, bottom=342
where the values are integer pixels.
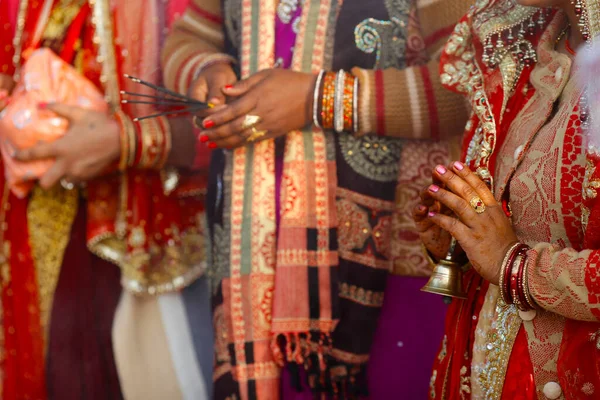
left=428, top=211, right=436, bottom=217
left=454, top=161, right=464, bottom=171
left=435, top=165, right=447, bottom=175
left=418, top=205, right=427, bottom=212
left=429, top=185, right=440, bottom=193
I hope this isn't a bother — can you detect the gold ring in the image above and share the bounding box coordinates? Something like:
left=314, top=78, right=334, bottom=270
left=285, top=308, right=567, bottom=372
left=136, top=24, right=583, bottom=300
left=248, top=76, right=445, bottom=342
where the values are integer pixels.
left=193, top=115, right=202, bottom=129
left=60, top=179, right=75, bottom=191
left=247, top=127, right=267, bottom=142
left=241, top=114, right=261, bottom=130
left=469, top=196, right=486, bottom=214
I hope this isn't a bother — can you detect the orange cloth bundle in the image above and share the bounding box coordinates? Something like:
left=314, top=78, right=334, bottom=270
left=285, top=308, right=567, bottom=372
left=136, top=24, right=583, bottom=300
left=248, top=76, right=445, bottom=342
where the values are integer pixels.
left=0, top=48, right=108, bottom=197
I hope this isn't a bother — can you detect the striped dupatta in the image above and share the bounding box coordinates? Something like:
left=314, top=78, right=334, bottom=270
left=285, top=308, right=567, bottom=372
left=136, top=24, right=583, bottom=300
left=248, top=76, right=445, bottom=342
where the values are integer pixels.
left=224, top=0, right=343, bottom=397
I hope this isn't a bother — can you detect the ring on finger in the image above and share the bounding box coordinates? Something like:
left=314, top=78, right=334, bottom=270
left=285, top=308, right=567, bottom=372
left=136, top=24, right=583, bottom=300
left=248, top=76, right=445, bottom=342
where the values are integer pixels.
left=193, top=115, right=202, bottom=129
left=242, top=114, right=262, bottom=130
left=247, top=126, right=267, bottom=142
left=469, top=195, right=486, bottom=214
left=60, top=178, right=75, bottom=191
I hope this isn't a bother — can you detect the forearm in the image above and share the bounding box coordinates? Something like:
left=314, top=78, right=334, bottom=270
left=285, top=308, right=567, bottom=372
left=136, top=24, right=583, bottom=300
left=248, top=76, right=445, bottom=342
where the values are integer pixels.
left=166, top=117, right=197, bottom=169
left=526, top=243, right=600, bottom=322
left=352, top=64, right=468, bottom=139
left=161, top=0, right=233, bottom=94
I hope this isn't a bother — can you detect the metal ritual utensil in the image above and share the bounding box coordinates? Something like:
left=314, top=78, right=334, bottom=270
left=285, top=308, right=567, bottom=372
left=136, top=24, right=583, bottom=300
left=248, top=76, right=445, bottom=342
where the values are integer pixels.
left=421, top=237, right=468, bottom=301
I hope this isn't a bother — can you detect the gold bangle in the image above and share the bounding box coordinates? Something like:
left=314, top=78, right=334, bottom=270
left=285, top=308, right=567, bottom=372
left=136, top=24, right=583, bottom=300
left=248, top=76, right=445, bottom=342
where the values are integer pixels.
left=114, top=110, right=135, bottom=171
left=137, top=119, right=163, bottom=169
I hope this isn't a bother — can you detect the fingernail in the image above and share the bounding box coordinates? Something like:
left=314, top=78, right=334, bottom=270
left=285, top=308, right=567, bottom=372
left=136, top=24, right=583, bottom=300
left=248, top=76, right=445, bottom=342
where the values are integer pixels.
left=208, top=142, right=218, bottom=149
left=428, top=211, right=436, bottom=217
left=429, top=185, right=440, bottom=193
left=454, top=161, right=464, bottom=171
left=435, top=165, right=447, bottom=175
left=38, top=102, right=48, bottom=110
left=203, top=119, right=215, bottom=129
left=224, top=85, right=233, bottom=90
left=199, top=135, right=210, bottom=143
left=418, top=205, right=427, bottom=212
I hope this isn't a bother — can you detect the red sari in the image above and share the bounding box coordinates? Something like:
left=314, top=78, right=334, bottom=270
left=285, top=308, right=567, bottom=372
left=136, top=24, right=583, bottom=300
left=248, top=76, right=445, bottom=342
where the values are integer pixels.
left=0, top=1, right=207, bottom=398
left=430, top=1, right=600, bottom=399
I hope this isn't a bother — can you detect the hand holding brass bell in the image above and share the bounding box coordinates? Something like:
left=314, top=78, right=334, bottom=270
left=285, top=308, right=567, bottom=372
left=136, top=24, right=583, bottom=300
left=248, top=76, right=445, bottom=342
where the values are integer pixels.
left=421, top=237, right=468, bottom=299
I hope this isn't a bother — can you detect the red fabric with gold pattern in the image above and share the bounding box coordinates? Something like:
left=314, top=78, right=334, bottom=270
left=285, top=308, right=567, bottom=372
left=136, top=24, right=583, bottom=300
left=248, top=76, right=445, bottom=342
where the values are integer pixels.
left=430, top=271, right=487, bottom=399
left=0, top=0, right=16, bottom=76
left=430, top=5, right=548, bottom=399
left=0, top=0, right=207, bottom=397
left=501, top=328, right=536, bottom=400
left=1, top=167, right=47, bottom=399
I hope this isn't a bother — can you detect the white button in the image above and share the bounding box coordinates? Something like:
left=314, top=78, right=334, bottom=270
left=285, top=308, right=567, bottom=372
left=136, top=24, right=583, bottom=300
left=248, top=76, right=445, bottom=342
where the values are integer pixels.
left=555, top=67, right=564, bottom=81
left=514, top=145, right=524, bottom=161
left=519, top=309, right=537, bottom=321
left=543, top=382, right=562, bottom=399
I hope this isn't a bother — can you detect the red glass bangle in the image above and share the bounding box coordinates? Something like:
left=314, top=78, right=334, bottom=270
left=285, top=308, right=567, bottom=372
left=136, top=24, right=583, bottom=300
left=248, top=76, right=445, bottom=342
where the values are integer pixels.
left=502, top=244, right=528, bottom=304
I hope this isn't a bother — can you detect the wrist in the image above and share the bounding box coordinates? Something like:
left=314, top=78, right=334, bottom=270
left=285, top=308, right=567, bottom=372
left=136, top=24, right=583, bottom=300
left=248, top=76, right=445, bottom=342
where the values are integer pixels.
left=191, top=54, right=236, bottom=83
left=313, top=70, right=359, bottom=134
left=498, top=242, right=536, bottom=310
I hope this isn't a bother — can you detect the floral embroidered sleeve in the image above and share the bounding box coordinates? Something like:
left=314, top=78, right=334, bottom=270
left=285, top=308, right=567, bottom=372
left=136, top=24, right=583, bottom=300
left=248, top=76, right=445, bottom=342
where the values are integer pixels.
left=352, top=0, right=471, bottom=139
left=527, top=152, right=600, bottom=322
left=161, top=0, right=235, bottom=95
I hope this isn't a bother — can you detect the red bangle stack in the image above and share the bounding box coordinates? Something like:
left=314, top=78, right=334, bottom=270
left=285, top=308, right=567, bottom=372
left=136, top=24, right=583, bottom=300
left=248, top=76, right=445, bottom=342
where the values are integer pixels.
left=499, top=243, right=536, bottom=310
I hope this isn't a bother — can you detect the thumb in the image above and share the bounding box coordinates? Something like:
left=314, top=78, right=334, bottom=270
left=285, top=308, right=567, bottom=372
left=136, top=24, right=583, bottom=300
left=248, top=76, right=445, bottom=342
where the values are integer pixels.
left=221, top=72, right=266, bottom=97
left=39, top=103, right=86, bottom=122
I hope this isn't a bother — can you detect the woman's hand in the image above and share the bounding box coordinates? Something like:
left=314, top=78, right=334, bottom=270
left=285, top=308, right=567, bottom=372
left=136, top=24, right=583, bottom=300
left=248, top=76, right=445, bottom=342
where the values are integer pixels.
left=13, top=103, right=121, bottom=189
left=413, top=180, right=452, bottom=261
left=197, top=69, right=317, bottom=149
left=189, top=63, right=237, bottom=107
left=424, top=161, right=518, bottom=285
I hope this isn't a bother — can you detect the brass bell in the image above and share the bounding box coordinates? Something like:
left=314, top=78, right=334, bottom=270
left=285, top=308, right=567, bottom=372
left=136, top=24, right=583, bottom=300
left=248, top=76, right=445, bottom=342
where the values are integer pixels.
left=421, top=238, right=468, bottom=299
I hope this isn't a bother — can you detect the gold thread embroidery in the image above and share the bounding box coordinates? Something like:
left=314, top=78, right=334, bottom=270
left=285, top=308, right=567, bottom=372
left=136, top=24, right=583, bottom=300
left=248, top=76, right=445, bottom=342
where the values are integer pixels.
left=338, top=283, right=384, bottom=307
left=459, top=365, right=471, bottom=399
left=437, top=335, right=448, bottom=362
left=476, top=300, right=521, bottom=399
left=430, top=370, right=437, bottom=399
left=27, top=185, right=79, bottom=349
left=583, top=158, right=600, bottom=200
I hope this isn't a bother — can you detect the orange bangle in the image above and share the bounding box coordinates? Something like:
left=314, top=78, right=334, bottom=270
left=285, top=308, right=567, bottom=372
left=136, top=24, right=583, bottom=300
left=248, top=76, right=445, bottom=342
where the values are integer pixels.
left=320, top=72, right=336, bottom=130
left=342, top=74, right=355, bottom=132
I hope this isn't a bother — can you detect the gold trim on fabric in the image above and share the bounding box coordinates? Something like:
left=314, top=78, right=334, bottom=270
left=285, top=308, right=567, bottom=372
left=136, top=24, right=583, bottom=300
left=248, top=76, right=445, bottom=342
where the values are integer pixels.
left=12, top=0, right=29, bottom=78
left=584, top=0, right=600, bottom=39
left=89, top=0, right=120, bottom=109
left=41, top=0, right=87, bottom=41
left=472, top=0, right=536, bottom=45
left=474, top=295, right=521, bottom=399
left=27, top=185, right=79, bottom=349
